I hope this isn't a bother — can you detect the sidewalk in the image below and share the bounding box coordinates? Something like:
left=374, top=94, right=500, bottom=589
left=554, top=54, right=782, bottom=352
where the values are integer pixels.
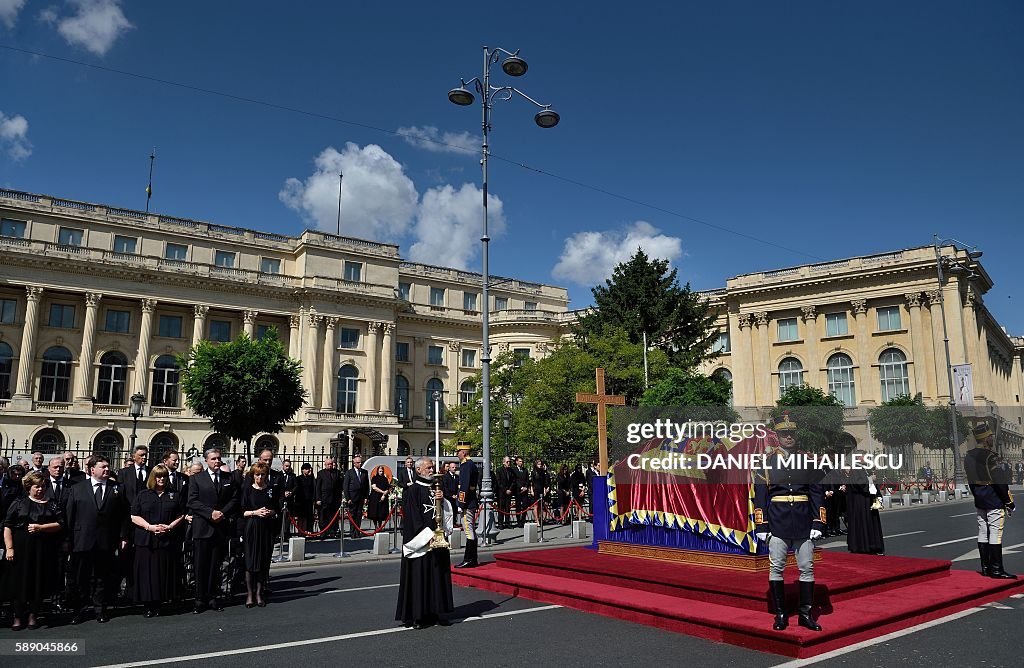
left=269, top=520, right=592, bottom=570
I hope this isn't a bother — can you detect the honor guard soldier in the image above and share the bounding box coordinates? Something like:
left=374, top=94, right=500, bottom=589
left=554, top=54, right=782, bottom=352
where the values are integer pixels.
left=454, top=442, right=480, bottom=569
left=754, top=412, right=826, bottom=632
left=965, top=423, right=1016, bottom=579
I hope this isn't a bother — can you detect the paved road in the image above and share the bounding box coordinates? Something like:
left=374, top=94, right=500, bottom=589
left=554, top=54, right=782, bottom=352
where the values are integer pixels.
left=3, top=491, right=1021, bottom=668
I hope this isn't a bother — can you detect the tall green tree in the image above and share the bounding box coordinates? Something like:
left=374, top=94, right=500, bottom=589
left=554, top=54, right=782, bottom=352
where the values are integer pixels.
left=179, top=329, right=306, bottom=460
left=772, top=385, right=846, bottom=453
left=639, top=368, right=738, bottom=423
left=868, top=393, right=927, bottom=451
left=576, top=249, right=719, bottom=370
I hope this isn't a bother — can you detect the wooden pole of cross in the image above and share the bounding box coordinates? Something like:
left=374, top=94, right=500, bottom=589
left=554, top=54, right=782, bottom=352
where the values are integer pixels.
left=576, top=368, right=626, bottom=475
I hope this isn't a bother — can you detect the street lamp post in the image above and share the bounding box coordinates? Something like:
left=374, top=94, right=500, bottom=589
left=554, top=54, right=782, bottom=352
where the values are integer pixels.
left=502, top=411, right=511, bottom=460
left=128, top=392, right=145, bottom=452
left=932, top=236, right=983, bottom=488
left=449, top=46, right=559, bottom=543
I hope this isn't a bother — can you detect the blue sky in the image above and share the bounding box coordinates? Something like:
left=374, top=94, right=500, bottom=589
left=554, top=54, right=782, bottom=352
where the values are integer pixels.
left=1, top=2, right=1022, bottom=332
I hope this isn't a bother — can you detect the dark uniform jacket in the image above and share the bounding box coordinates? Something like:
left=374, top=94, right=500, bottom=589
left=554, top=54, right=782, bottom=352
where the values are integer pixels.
left=186, top=468, right=239, bottom=541
left=458, top=460, right=479, bottom=511
left=64, top=478, right=129, bottom=552
left=753, top=451, right=826, bottom=540
left=964, top=447, right=1014, bottom=511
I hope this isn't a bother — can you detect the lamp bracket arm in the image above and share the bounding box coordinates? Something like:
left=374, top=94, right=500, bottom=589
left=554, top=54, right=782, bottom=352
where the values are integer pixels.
left=487, top=86, right=553, bottom=110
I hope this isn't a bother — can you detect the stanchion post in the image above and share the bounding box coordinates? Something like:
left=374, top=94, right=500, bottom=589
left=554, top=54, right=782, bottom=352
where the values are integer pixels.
left=334, top=496, right=349, bottom=558
left=389, top=492, right=401, bottom=554
left=538, top=496, right=545, bottom=542
left=272, top=501, right=289, bottom=563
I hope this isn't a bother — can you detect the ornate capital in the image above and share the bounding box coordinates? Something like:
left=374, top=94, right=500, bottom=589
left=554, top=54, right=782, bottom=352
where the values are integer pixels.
left=141, top=298, right=157, bottom=314
left=498, top=342, right=510, bottom=354
left=25, top=286, right=44, bottom=302
left=801, top=305, right=817, bottom=322
left=289, top=314, right=301, bottom=329
left=536, top=342, right=549, bottom=355
left=965, top=288, right=981, bottom=310
left=925, top=289, right=942, bottom=307
left=850, top=299, right=867, bottom=315
left=243, top=310, right=258, bottom=324
left=193, top=305, right=209, bottom=319
left=308, top=312, right=323, bottom=328
left=754, top=311, right=769, bottom=327
left=448, top=340, right=462, bottom=352
left=323, top=316, right=338, bottom=329
left=414, top=336, right=427, bottom=346
left=367, top=321, right=381, bottom=334
left=904, top=292, right=922, bottom=309
left=737, top=313, right=752, bottom=329
left=382, top=322, right=395, bottom=335
left=84, top=292, right=103, bottom=308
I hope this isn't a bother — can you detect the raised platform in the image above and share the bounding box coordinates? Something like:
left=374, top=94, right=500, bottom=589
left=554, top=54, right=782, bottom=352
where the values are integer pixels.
left=597, top=540, right=821, bottom=571
left=451, top=546, right=1024, bottom=658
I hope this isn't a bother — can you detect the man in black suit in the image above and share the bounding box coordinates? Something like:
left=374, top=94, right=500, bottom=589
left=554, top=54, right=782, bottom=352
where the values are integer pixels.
left=514, top=457, right=531, bottom=528
left=343, top=455, right=369, bottom=538
left=495, top=456, right=514, bottom=529
left=314, top=457, right=342, bottom=538
left=117, top=444, right=149, bottom=598
left=29, top=451, right=46, bottom=475
left=187, top=448, right=239, bottom=613
left=397, top=456, right=416, bottom=490
left=62, top=451, right=87, bottom=485
left=64, top=454, right=128, bottom=624
left=441, top=461, right=459, bottom=519
left=162, top=450, right=187, bottom=495
left=44, top=456, right=69, bottom=505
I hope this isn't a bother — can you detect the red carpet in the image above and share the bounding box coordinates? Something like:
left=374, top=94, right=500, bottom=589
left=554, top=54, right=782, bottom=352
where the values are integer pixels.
left=451, top=547, right=1024, bottom=658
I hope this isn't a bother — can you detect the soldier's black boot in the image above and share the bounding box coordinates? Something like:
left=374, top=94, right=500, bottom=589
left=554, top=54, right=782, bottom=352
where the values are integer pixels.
left=769, top=581, right=788, bottom=631
left=977, top=542, right=991, bottom=577
left=797, top=581, right=821, bottom=631
left=455, top=539, right=478, bottom=568
left=987, top=544, right=1018, bottom=580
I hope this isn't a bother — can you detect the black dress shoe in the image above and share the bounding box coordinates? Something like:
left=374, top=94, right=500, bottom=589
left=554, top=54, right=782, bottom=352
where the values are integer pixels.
left=97, top=614, right=110, bottom=624
left=192, top=604, right=206, bottom=615
left=435, top=618, right=452, bottom=626
left=69, top=615, right=82, bottom=625
left=211, top=601, right=224, bottom=611
left=245, top=603, right=255, bottom=609
left=257, top=600, right=266, bottom=608
left=412, top=620, right=430, bottom=630
left=26, top=622, right=40, bottom=630
left=454, top=560, right=478, bottom=569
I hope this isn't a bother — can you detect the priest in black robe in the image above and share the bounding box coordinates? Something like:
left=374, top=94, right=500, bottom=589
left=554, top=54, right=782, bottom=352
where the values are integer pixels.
left=844, top=465, right=885, bottom=555
left=395, top=457, right=453, bottom=629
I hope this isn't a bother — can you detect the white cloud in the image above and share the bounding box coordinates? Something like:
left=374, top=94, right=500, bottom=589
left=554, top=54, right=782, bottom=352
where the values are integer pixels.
left=0, top=111, right=32, bottom=161
left=54, top=0, right=132, bottom=56
left=397, top=125, right=477, bottom=155
left=409, top=183, right=503, bottom=269
left=552, top=221, right=683, bottom=285
left=279, top=143, right=419, bottom=240
left=0, top=0, right=27, bottom=28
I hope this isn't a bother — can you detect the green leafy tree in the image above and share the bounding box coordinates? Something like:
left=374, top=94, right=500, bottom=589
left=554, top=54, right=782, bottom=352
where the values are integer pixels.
left=772, top=385, right=846, bottom=453
left=179, top=329, right=306, bottom=460
left=639, top=368, right=738, bottom=423
left=868, top=393, right=927, bottom=475
left=576, top=249, right=719, bottom=371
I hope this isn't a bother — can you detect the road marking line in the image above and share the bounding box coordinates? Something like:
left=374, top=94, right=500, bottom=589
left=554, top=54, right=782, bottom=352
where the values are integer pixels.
left=324, top=583, right=400, bottom=594
left=950, top=512, right=977, bottom=517
left=980, top=602, right=1014, bottom=610
left=922, top=536, right=977, bottom=548
left=88, top=604, right=562, bottom=668
left=768, top=607, right=986, bottom=668
left=883, top=531, right=925, bottom=538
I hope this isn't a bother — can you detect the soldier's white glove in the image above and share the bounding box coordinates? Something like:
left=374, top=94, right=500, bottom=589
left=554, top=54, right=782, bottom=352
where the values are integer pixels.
left=756, top=532, right=770, bottom=542
left=809, top=529, right=823, bottom=540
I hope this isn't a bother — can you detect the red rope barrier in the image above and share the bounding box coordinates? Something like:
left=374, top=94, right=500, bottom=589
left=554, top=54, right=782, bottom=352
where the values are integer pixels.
left=492, top=499, right=541, bottom=517
left=286, top=508, right=341, bottom=538
left=345, top=506, right=397, bottom=537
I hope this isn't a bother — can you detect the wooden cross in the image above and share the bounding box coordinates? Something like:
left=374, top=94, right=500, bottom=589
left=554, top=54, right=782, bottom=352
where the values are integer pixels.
left=576, top=368, right=626, bottom=475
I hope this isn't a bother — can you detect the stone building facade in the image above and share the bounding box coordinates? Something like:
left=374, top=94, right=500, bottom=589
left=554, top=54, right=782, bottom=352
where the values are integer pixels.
left=0, top=189, right=571, bottom=465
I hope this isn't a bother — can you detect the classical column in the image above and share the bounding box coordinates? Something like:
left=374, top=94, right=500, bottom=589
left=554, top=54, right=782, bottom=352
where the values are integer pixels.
left=379, top=322, right=395, bottom=414
left=73, top=292, right=103, bottom=404
left=736, top=313, right=754, bottom=407
left=413, top=336, right=427, bottom=418
left=288, top=313, right=301, bottom=359
left=850, top=299, right=873, bottom=404
left=944, top=281, right=968, bottom=364
left=802, top=305, right=819, bottom=390
left=304, top=310, right=322, bottom=408
left=448, top=340, right=462, bottom=402
left=905, top=292, right=929, bottom=398
left=926, top=290, right=948, bottom=403
left=320, top=317, right=337, bottom=410
left=753, top=312, right=770, bottom=406
left=192, top=305, right=209, bottom=348
left=243, top=310, right=258, bottom=338
left=963, top=289, right=985, bottom=402
left=12, top=286, right=44, bottom=406
left=364, top=322, right=382, bottom=412
left=131, top=298, right=157, bottom=399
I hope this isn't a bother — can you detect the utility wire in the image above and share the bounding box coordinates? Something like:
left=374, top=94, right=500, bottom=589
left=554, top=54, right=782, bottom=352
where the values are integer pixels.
left=2, top=42, right=821, bottom=261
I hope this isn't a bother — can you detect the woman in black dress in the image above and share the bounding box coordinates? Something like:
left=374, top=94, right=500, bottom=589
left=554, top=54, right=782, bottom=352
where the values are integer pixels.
left=241, top=462, right=279, bottom=608
left=556, top=465, right=573, bottom=525
left=845, top=468, right=885, bottom=555
left=3, top=471, right=65, bottom=630
left=294, top=463, right=316, bottom=533
left=366, top=466, right=390, bottom=530
left=130, top=464, right=186, bottom=617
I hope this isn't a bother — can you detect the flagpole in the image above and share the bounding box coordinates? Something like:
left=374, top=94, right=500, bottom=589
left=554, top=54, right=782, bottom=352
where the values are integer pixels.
left=336, top=172, right=343, bottom=235
left=145, top=149, right=156, bottom=212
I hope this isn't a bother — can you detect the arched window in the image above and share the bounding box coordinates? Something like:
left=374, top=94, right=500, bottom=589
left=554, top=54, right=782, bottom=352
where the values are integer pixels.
left=879, top=348, right=910, bottom=402
left=32, top=428, right=65, bottom=453
left=827, top=353, right=856, bottom=406
left=778, top=357, right=804, bottom=396
left=0, top=341, right=13, bottom=400
left=425, top=378, right=444, bottom=422
left=254, top=434, right=279, bottom=454
left=39, top=346, right=73, bottom=402
left=97, top=351, right=129, bottom=405
left=204, top=433, right=228, bottom=453
left=93, top=430, right=124, bottom=464
left=336, top=365, right=359, bottom=414
left=398, top=440, right=410, bottom=456
left=150, top=432, right=179, bottom=464
left=712, top=368, right=733, bottom=407
left=395, top=375, right=410, bottom=418
left=459, top=379, right=477, bottom=406
left=152, top=355, right=180, bottom=407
